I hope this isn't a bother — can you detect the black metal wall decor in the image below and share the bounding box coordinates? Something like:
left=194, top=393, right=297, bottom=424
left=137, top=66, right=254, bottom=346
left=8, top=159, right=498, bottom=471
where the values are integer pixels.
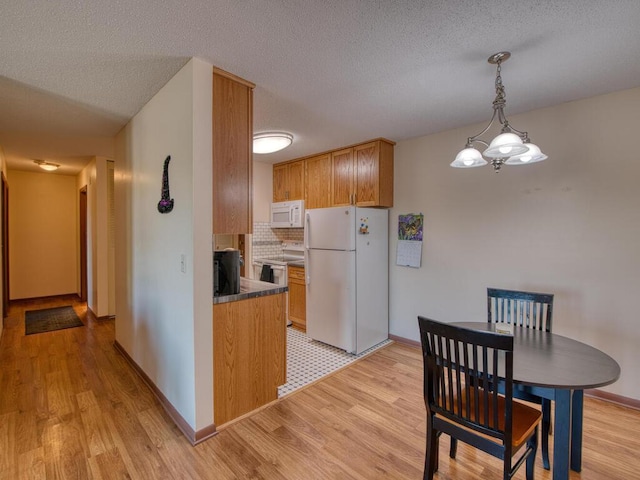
left=157, top=155, right=175, bottom=213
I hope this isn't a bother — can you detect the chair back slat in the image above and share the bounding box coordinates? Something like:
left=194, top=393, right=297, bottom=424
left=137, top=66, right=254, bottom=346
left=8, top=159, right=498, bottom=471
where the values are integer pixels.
left=488, top=288, right=554, bottom=332
left=419, top=317, right=514, bottom=443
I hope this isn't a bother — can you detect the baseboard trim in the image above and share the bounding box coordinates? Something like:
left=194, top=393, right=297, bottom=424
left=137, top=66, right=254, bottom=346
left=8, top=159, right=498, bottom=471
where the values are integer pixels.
left=113, top=340, right=217, bottom=445
left=10, top=293, right=81, bottom=302
left=585, top=389, right=640, bottom=411
left=389, top=334, right=639, bottom=411
left=388, top=334, right=420, bottom=349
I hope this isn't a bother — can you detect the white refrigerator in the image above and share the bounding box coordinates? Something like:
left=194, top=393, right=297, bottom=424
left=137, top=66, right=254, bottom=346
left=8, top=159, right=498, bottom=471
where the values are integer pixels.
left=304, top=206, right=389, bottom=354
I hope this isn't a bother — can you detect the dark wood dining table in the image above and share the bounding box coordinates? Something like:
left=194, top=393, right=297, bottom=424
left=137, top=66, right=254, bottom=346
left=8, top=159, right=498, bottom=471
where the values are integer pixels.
left=452, top=322, right=620, bottom=480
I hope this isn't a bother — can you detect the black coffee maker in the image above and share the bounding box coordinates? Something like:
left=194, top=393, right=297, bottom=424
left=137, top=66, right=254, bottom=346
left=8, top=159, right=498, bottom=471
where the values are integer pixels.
left=214, top=249, right=241, bottom=296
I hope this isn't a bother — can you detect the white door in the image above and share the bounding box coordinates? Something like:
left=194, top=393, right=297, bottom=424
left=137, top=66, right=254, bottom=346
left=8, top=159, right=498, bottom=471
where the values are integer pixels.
left=306, top=248, right=356, bottom=352
left=305, top=206, right=356, bottom=251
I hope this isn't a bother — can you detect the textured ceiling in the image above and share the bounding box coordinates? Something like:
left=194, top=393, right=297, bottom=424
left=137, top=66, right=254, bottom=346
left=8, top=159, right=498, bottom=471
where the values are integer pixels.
left=2, top=1, right=640, bottom=174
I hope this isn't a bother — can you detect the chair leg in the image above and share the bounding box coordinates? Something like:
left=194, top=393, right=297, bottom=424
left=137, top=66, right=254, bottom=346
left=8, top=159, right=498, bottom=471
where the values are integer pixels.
left=526, top=426, right=539, bottom=480
left=541, top=398, right=551, bottom=470
left=449, top=437, right=457, bottom=458
left=425, top=421, right=439, bottom=480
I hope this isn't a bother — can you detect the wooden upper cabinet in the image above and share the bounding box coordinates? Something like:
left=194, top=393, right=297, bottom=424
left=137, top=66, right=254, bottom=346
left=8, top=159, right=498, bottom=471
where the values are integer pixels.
left=212, top=69, right=254, bottom=234
left=331, top=148, right=355, bottom=206
left=273, top=160, right=304, bottom=202
left=273, top=163, right=287, bottom=202
left=272, top=138, right=394, bottom=210
left=354, top=140, right=394, bottom=207
left=331, top=139, right=394, bottom=207
left=305, top=153, right=332, bottom=209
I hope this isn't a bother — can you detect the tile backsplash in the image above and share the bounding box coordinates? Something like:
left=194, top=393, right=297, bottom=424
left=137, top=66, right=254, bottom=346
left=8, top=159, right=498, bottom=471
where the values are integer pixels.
left=252, top=222, right=303, bottom=258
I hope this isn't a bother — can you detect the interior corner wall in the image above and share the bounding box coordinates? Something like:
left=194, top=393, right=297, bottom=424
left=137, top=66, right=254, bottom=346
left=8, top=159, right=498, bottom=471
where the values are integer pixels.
left=7, top=170, right=78, bottom=299
left=390, top=86, right=640, bottom=401
left=114, top=57, right=213, bottom=432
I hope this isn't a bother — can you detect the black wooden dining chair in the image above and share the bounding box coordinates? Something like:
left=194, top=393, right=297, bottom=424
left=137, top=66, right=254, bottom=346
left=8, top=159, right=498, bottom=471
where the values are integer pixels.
left=487, top=287, right=554, bottom=470
left=418, top=316, right=541, bottom=480
left=487, top=288, right=553, bottom=332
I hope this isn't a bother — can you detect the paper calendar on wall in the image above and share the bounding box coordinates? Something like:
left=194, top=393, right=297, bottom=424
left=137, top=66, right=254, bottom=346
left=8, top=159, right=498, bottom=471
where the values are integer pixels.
left=396, top=213, right=423, bottom=268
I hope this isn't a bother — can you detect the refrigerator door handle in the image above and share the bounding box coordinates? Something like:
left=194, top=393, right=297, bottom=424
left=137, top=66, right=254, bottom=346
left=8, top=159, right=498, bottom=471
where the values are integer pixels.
left=304, top=211, right=310, bottom=250
left=304, top=211, right=311, bottom=284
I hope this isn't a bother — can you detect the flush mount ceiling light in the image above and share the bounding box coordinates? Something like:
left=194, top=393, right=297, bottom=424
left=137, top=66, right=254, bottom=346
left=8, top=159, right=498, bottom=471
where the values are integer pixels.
left=253, top=132, right=293, bottom=154
left=451, top=52, right=548, bottom=173
left=33, top=159, right=60, bottom=171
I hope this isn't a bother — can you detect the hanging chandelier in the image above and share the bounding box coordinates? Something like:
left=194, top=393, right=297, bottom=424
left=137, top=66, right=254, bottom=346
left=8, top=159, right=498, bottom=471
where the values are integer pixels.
left=451, top=52, right=547, bottom=172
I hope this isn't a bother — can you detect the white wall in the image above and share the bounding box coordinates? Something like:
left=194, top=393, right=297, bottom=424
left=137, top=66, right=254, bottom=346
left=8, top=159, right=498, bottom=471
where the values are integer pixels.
left=114, top=58, right=213, bottom=432
left=245, top=160, right=274, bottom=274
left=7, top=170, right=77, bottom=299
left=253, top=161, right=273, bottom=222
left=391, top=86, right=640, bottom=400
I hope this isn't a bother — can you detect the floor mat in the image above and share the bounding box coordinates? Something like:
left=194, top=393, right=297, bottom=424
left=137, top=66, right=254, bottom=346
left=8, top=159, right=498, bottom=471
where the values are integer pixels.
left=278, top=327, right=392, bottom=397
left=25, top=306, right=84, bottom=335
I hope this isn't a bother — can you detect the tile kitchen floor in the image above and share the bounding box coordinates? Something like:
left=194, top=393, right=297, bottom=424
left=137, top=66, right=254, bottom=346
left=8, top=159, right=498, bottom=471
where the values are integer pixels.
left=278, top=327, right=392, bottom=397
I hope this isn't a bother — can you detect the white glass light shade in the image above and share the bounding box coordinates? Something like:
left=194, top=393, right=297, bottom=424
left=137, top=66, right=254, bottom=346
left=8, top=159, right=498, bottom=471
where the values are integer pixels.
left=39, top=164, right=58, bottom=171
left=451, top=147, right=487, bottom=168
left=34, top=160, right=59, bottom=171
left=505, top=142, right=548, bottom=165
left=483, top=132, right=529, bottom=158
left=253, top=132, right=293, bottom=154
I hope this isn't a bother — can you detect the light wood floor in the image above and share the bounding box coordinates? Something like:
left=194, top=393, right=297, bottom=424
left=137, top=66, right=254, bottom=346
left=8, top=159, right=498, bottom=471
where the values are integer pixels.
left=1, top=296, right=638, bottom=479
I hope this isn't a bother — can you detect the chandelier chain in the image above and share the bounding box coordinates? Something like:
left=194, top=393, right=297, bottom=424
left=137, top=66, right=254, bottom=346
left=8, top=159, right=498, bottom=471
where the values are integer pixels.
left=493, top=59, right=506, bottom=111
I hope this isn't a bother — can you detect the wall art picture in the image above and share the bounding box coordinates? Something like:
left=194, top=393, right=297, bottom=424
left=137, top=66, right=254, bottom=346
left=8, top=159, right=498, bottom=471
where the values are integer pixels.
left=157, top=155, right=174, bottom=213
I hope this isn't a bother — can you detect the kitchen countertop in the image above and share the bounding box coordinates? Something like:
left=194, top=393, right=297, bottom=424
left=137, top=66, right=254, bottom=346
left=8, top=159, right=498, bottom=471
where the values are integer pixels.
left=213, top=277, right=288, bottom=305
left=254, top=256, right=305, bottom=266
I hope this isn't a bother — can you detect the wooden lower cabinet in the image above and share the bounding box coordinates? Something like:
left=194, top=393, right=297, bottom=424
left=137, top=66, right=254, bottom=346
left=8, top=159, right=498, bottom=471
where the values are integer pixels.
left=213, top=293, right=286, bottom=426
left=287, top=266, right=306, bottom=331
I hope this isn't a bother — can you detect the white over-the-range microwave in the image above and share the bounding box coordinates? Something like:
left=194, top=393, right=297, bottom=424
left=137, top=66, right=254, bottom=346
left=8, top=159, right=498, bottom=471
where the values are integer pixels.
left=270, top=200, right=304, bottom=228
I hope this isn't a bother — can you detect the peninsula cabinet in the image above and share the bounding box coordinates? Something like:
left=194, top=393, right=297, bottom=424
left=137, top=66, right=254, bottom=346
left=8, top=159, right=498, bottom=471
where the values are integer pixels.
left=304, top=153, right=332, bottom=209
left=213, top=292, right=286, bottom=426
left=273, top=159, right=305, bottom=202
left=332, top=139, right=395, bottom=208
left=212, top=68, right=254, bottom=234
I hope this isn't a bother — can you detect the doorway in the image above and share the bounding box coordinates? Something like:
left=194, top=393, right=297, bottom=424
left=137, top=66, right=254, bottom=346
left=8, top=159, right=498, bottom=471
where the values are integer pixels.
left=2, top=174, right=8, bottom=318
left=79, top=187, right=88, bottom=302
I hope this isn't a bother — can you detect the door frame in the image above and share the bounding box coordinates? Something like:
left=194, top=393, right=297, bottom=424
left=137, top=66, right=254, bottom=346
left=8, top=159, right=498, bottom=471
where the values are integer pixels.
left=79, top=186, right=88, bottom=302
left=2, top=173, right=8, bottom=318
